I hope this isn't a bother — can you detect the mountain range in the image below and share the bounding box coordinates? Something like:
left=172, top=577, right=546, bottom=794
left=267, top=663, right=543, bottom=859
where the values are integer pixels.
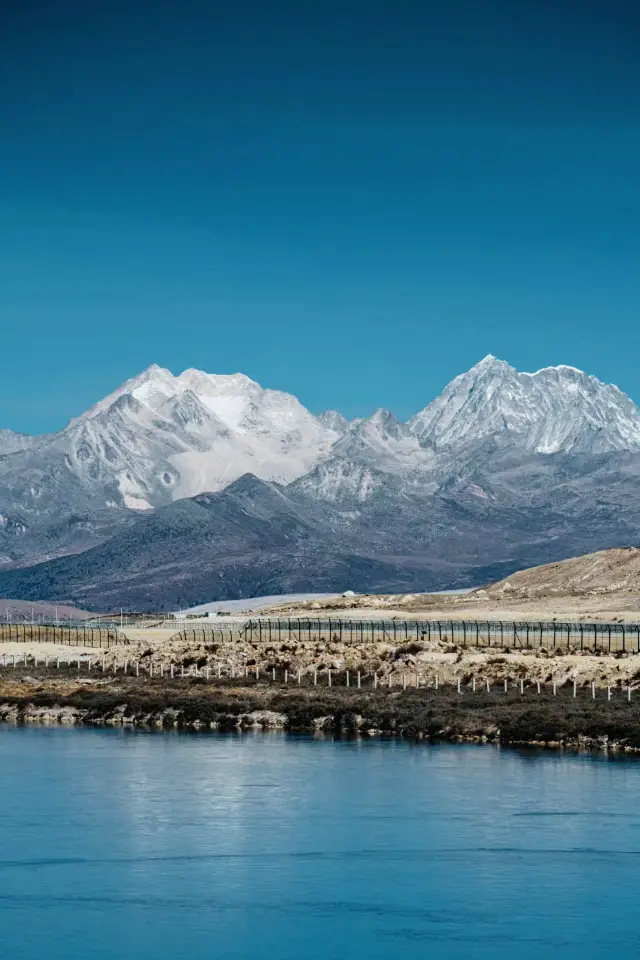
left=0, top=355, right=638, bottom=610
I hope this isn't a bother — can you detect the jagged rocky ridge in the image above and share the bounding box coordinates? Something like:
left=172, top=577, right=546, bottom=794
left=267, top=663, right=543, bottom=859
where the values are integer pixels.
left=0, top=356, right=639, bottom=608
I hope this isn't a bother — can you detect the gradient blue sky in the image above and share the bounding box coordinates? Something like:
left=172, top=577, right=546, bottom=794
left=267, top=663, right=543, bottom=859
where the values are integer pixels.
left=2, top=0, right=639, bottom=433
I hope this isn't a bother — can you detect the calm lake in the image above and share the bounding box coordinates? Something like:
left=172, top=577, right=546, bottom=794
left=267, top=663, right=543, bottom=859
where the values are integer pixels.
left=1, top=728, right=640, bottom=959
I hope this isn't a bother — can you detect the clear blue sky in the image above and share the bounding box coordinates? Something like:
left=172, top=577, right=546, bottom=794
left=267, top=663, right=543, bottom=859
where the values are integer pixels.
left=2, top=0, right=639, bottom=433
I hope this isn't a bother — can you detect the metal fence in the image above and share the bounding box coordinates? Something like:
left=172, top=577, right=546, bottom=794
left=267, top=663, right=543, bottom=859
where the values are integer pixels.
left=0, top=623, right=129, bottom=648
left=237, top=618, right=640, bottom=654
left=80, top=617, right=249, bottom=631
left=169, top=629, right=239, bottom=647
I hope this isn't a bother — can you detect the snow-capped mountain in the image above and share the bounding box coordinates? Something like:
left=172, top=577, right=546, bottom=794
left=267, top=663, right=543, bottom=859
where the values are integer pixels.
left=1, top=355, right=640, bottom=585
left=409, top=355, right=640, bottom=454
left=28, top=364, right=341, bottom=511
left=0, top=364, right=341, bottom=566
left=317, top=410, right=349, bottom=435
left=329, top=409, right=436, bottom=475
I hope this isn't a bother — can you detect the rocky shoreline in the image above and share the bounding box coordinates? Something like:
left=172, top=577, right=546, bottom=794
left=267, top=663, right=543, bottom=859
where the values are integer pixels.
left=3, top=673, right=640, bottom=754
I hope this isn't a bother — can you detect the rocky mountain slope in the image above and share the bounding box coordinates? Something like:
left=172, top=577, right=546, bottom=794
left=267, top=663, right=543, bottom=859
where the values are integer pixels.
left=0, top=430, right=40, bottom=456
left=0, top=459, right=638, bottom=611
left=0, top=355, right=638, bottom=606
left=0, top=475, right=432, bottom=610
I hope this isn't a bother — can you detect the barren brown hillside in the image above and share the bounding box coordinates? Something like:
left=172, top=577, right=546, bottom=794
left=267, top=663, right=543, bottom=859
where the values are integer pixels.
left=484, top=548, right=640, bottom=600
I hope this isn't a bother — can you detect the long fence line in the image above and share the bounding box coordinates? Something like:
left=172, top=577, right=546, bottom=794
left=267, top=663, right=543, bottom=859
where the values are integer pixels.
left=0, top=616, right=248, bottom=631
left=1, top=618, right=640, bottom=655
left=193, top=618, right=640, bottom=655
left=0, top=624, right=129, bottom=648
left=0, top=653, right=635, bottom=702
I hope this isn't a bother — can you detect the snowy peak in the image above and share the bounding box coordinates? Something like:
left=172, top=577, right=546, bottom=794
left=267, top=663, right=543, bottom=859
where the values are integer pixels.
left=318, top=410, right=349, bottom=435
left=178, top=368, right=257, bottom=394
left=61, top=355, right=640, bottom=515
left=469, top=354, right=513, bottom=375
left=331, top=407, right=434, bottom=474
left=523, top=365, right=640, bottom=454
left=49, top=364, right=342, bottom=510
left=342, top=408, right=410, bottom=449
left=409, top=356, right=640, bottom=454
left=73, top=364, right=178, bottom=424
left=75, top=364, right=262, bottom=428
left=367, top=408, right=407, bottom=438
left=2, top=353, right=640, bottom=550
left=174, top=369, right=262, bottom=431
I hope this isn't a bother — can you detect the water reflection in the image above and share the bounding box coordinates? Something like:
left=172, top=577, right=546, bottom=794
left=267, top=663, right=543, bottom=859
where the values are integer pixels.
left=1, top=729, right=640, bottom=960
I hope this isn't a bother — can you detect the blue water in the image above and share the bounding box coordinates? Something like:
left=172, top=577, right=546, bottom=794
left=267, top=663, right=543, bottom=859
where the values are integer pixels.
left=2, top=730, right=640, bottom=959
